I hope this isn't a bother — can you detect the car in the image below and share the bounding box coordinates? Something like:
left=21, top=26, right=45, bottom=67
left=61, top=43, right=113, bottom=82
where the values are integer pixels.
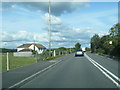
left=75, top=50, right=84, bottom=56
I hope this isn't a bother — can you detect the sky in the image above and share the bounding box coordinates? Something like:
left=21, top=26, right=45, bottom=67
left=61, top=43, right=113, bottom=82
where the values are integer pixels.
left=0, top=1, right=118, bottom=49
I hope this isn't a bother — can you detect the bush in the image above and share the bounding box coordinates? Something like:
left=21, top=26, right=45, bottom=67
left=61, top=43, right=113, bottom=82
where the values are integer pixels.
left=96, top=48, right=105, bottom=54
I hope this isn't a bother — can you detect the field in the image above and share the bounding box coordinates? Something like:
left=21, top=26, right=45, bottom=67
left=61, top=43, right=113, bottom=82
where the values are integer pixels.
left=0, top=52, right=67, bottom=72
left=1, top=53, right=36, bottom=72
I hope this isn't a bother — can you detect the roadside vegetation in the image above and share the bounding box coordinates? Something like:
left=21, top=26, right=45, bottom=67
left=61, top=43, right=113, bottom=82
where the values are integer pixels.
left=1, top=47, right=75, bottom=72
left=0, top=48, right=17, bottom=53
left=91, top=23, right=120, bottom=59
left=1, top=53, right=36, bottom=72
left=1, top=42, right=83, bottom=72
left=38, top=47, right=75, bottom=61
left=38, top=43, right=83, bottom=61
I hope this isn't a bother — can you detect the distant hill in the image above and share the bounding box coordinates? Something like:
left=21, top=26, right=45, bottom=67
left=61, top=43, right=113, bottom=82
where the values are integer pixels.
left=0, top=48, right=17, bottom=53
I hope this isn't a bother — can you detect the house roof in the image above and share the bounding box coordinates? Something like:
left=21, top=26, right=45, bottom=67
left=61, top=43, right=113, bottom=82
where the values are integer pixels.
left=17, top=43, right=46, bottom=48
left=17, top=44, right=31, bottom=48
left=34, top=44, right=46, bottom=48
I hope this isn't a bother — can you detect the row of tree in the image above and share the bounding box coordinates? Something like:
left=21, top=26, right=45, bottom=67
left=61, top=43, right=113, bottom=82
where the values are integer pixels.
left=50, top=43, right=82, bottom=54
left=91, top=23, right=120, bottom=57
left=0, top=48, right=17, bottom=53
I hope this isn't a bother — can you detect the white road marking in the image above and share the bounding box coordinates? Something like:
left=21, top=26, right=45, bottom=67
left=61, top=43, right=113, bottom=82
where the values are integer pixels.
left=85, top=53, right=120, bottom=88
left=49, top=60, right=57, bottom=63
left=6, top=60, right=62, bottom=90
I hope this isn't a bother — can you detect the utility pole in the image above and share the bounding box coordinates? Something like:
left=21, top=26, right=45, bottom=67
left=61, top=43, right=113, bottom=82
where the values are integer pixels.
left=34, top=40, right=35, bottom=51
left=69, top=38, right=72, bottom=54
left=48, top=0, right=51, bottom=56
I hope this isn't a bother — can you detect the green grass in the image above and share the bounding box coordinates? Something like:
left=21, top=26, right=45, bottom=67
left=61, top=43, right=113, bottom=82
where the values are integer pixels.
left=96, top=52, right=119, bottom=59
left=1, top=53, right=67, bottom=72
left=1, top=53, right=36, bottom=72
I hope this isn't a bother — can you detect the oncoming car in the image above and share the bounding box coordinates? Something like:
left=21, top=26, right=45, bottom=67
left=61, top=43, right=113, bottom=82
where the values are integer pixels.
left=75, top=50, right=84, bottom=56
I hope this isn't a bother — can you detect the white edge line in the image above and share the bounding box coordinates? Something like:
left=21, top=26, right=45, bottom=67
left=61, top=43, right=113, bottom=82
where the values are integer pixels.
left=91, top=57, right=120, bottom=82
left=89, top=57, right=120, bottom=88
left=7, top=60, right=62, bottom=89
left=84, top=53, right=120, bottom=88
left=85, top=53, right=120, bottom=82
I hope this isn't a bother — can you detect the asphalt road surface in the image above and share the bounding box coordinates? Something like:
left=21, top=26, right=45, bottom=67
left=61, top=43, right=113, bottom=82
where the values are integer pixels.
left=2, top=52, right=120, bottom=89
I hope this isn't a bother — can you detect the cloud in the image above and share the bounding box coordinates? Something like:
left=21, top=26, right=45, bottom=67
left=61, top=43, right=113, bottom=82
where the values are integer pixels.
left=43, top=13, right=62, bottom=25
left=11, top=4, right=16, bottom=8
left=1, top=30, right=48, bottom=42
left=42, top=13, right=64, bottom=33
left=42, top=13, right=108, bottom=48
left=1, top=30, right=50, bottom=48
left=1, top=26, right=107, bottom=48
left=2, top=2, right=90, bottom=16
left=2, top=2, right=111, bottom=48
left=1, top=31, right=13, bottom=42
left=51, top=26, right=107, bottom=48
left=1, top=42, right=20, bottom=49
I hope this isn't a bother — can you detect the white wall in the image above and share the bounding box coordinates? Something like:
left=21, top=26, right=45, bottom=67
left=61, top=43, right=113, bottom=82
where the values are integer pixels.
left=29, top=44, right=39, bottom=51
left=29, top=44, right=44, bottom=54
left=17, top=48, right=24, bottom=52
left=38, top=49, right=44, bottom=54
left=17, top=44, right=45, bottom=54
left=13, top=52, right=33, bottom=57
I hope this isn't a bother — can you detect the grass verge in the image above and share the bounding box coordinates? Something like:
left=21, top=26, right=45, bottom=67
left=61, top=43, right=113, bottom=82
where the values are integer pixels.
left=1, top=53, right=68, bottom=72
left=95, top=52, right=119, bottom=60
left=1, top=53, right=36, bottom=72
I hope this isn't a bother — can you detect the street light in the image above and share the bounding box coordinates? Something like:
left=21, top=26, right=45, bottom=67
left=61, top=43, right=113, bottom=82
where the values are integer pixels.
left=109, top=41, right=112, bottom=45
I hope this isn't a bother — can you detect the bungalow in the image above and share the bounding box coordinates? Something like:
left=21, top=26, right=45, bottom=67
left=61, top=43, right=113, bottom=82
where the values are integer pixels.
left=17, top=43, right=46, bottom=54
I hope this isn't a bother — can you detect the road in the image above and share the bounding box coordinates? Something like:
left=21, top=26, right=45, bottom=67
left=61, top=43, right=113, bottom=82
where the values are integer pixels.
left=2, top=52, right=119, bottom=89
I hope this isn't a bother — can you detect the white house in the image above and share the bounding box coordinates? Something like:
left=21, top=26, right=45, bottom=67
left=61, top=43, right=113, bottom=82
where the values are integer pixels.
left=17, top=43, right=46, bottom=54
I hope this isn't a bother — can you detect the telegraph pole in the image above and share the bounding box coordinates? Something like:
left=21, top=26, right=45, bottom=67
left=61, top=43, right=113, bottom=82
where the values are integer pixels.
left=48, top=0, right=51, bottom=56
left=34, top=39, right=35, bottom=51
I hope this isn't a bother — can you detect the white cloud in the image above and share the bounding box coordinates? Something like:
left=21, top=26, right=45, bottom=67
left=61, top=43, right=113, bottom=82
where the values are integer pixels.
left=43, top=13, right=62, bottom=25
left=11, top=4, right=16, bottom=8
left=1, top=42, right=20, bottom=49
left=1, top=31, right=13, bottom=41
left=52, top=32, right=61, bottom=36
left=1, top=26, right=107, bottom=48
left=1, top=30, right=48, bottom=42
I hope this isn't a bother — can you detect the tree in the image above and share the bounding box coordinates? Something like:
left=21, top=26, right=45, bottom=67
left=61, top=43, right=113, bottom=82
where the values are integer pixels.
left=57, top=47, right=66, bottom=52
left=85, top=47, right=91, bottom=51
left=75, top=43, right=81, bottom=50
left=110, top=27, right=116, bottom=36
left=90, top=34, right=100, bottom=53
left=109, top=23, right=120, bottom=36
left=109, top=23, right=120, bottom=57
left=90, top=23, right=120, bottom=57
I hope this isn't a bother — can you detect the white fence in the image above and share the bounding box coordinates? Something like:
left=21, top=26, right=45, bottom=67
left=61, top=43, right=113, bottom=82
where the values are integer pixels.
left=13, top=52, right=33, bottom=57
